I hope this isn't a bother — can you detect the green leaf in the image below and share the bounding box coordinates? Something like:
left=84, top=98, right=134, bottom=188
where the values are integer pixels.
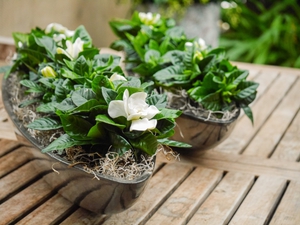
left=27, top=117, right=62, bottom=130
left=146, top=94, right=167, bottom=109
left=92, top=75, right=113, bottom=97
left=129, top=132, right=157, bottom=156
left=42, top=134, right=91, bottom=153
left=95, top=114, right=126, bottom=129
left=201, top=92, right=222, bottom=111
left=36, top=102, right=56, bottom=113
left=236, top=81, right=259, bottom=99
left=73, top=55, right=89, bottom=75
left=70, top=99, right=105, bottom=113
left=73, top=25, right=92, bottom=45
left=18, top=99, right=40, bottom=108
left=109, top=132, right=132, bottom=155
left=158, top=138, right=191, bottom=148
left=242, top=106, right=254, bottom=124
left=155, top=108, right=181, bottom=120
left=59, top=114, right=93, bottom=140
left=56, top=98, right=76, bottom=112
left=87, top=123, right=105, bottom=139
left=155, top=118, right=176, bottom=139
left=101, top=87, right=118, bottom=104
left=34, top=35, right=56, bottom=59
left=71, top=88, right=96, bottom=106
left=20, top=80, right=44, bottom=93
left=232, top=70, right=249, bottom=85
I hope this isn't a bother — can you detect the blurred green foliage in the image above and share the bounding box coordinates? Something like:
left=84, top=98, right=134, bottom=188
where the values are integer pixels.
left=220, top=0, right=300, bottom=68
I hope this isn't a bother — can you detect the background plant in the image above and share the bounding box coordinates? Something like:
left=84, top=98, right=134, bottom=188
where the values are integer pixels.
left=110, top=12, right=259, bottom=123
left=220, top=0, right=300, bottom=68
left=110, top=11, right=191, bottom=80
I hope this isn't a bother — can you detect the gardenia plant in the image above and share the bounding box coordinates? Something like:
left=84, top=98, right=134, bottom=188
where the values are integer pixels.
left=110, top=11, right=259, bottom=123
left=1, top=23, right=190, bottom=178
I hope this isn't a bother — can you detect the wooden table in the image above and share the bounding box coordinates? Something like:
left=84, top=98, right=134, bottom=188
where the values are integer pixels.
left=0, top=60, right=300, bottom=224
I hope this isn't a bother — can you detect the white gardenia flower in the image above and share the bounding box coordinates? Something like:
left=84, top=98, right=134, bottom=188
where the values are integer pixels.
left=197, top=38, right=207, bottom=50
left=139, top=12, right=161, bottom=26
left=56, top=37, right=84, bottom=60
left=45, top=23, right=75, bottom=37
left=108, top=89, right=160, bottom=131
left=110, top=73, right=127, bottom=82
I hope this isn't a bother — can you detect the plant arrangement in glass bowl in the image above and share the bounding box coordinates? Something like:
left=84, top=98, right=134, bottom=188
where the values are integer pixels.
left=110, top=11, right=259, bottom=152
left=0, top=23, right=190, bottom=214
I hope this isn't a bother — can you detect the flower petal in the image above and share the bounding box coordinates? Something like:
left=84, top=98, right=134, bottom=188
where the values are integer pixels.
left=144, top=105, right=160, bottom=119
left=127, top=92, right=148, bottom=115
left=110, top=73, right=127, bottom=82
left=130, top=118, right=157, bottom=131
left=108, top=100, right=127, bottom=118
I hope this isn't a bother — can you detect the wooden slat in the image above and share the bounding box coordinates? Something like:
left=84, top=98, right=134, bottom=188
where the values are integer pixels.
left=0, top=138, right=19, bottom=157
left=234, top=62, right=300, bottom=77
left=0, top=146, right=48, bottom=178
left=0, top=179, right=54, bottom=225
left=158, top=152, right=300, bottom=181
left=17, top=194, right=75, bottom=225
left=0, top=159, right=51, bottom=202
left=214, top=73, right=298, bottom=154
left=229, top=175, right=287, bottom=225
left=271, top=109, right=300, bottom=161
left=243, top=77, right=300, bottom=157
left=146, top=168, right=223, bottom=225
left=269, top=181, right=300, bottom=225
left=187, top=172, right=254, bottom=225
left=102, top=163, right=193, bottom=225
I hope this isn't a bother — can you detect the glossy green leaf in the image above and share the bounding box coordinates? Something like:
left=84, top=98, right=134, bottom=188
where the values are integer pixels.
left=42, top=134, right=91, bottom=153
left=27, top=117, right=62, bottom=130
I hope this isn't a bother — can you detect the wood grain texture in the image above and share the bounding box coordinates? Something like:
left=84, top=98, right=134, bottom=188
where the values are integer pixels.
left=187, top=172, right=255, bottom=225
left=229, top=175, right=287, bottom=225
left=243, top=77, right=300, bottom=157
left=271, top=109, right=300, bottom=161
left=269, top=181, right=300, bottom=225
left=0, top=146, right=48, bottom=178
left=0, top=160, right=50, bottom=202
left=17, top=194, right=74, bottom=225
left=146, top=168, right=223, bottom=225
left=0, top=179, right=53, bottom=225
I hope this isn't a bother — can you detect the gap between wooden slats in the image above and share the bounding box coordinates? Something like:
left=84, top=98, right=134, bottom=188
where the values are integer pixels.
left=0, top=179, right=57, bottom=225
left=0, top=139, right=20, bottom=157
left=271, top=107, right=300, bottom=161
left=213, top=72, right=298, bottom=154
left=145, top=168, right=224, bottom=225
left=168, top=150, right=300, bottom=181
left=101, top=163, right=193, bottom=225
left=0, top=146, right=48, bottom=178
left=17, top=194, right=78, bottom=225
left=187, top=172, right=255, bottom=225
left=269, top=180, right=300, bottom=225
left=0, top=159, right=52, bottom=203
left=228, top=175, right=287, bottom=225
